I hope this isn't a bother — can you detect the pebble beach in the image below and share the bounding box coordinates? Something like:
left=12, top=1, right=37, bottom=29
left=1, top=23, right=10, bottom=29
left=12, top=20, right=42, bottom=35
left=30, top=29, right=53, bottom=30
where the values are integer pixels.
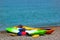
left=0, top=27, right=60, bottom=40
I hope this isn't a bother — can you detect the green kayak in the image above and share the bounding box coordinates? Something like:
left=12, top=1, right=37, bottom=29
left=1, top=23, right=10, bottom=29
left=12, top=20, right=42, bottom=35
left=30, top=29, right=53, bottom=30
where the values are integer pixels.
left=6, top=27, right=19, bottom=33
left=32, top=30, right=47, bottom=35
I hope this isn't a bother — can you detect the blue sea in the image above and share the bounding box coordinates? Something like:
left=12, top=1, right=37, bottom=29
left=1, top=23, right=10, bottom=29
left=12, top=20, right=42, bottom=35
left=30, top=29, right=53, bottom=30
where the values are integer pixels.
left=0, top=0, right=60, bottom=31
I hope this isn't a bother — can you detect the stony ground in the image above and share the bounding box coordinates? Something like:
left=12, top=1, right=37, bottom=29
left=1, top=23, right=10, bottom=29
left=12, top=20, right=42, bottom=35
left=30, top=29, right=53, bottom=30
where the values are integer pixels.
left=0, top=27, right=60, bottom=40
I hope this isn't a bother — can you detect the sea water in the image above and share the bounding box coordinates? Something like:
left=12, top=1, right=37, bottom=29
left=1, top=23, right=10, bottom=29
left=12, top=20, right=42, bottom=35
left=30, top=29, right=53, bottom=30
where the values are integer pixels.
left=0, top=0, right=60, bottom=31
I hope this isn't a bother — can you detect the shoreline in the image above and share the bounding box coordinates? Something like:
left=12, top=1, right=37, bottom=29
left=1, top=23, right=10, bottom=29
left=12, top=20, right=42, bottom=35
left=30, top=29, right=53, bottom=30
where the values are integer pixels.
left=0, top=26, right=60, bottom=40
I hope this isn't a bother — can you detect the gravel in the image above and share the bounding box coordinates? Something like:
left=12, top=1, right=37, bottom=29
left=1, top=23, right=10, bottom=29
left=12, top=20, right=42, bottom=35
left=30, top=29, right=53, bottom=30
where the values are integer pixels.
left=0, top=27, right=60, bottom=40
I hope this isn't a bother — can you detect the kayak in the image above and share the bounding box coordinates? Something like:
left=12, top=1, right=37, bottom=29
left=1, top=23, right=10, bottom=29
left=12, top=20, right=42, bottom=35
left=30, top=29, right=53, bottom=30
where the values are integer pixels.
left=6, top=27, right=19, bottom=33
left=26, top=30, right=46, bottom=35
